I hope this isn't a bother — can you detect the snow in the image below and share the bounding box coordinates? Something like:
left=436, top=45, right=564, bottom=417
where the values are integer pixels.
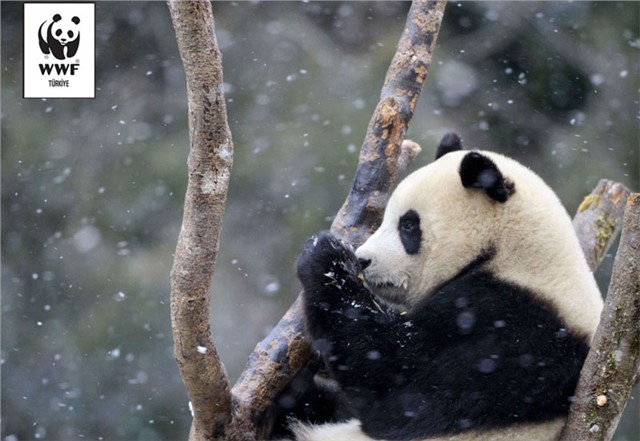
left=456, top=311, right=476, bottom=331
left=477, top=358, right=497, bottom=374
left=263, top=280, right=281, bottom=295
left=72, top=226, right=102, bottom=253
left=590, top=73, right=605, bottom=86
left=517, top=72, right=527, bottom=85
left=366, top=350, right=381, bottom=360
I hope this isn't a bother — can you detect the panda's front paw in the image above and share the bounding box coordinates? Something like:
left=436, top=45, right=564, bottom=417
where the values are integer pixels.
left=296, top=231, right=361, bottom=289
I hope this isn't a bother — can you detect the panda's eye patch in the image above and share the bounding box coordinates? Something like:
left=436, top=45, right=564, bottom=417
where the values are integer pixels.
left=399, top=214, right=419, bottom=233
left=68, top=31, right=74, bottom=38
left=55, top=29, right=62, bottom=37
left=398, top=209, right=422, bottom=255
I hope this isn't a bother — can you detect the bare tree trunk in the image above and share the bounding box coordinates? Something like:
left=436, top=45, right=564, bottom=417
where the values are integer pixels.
left=560, top=194, right=640, bottom=441
left=168, top=1, right=234, bottom=440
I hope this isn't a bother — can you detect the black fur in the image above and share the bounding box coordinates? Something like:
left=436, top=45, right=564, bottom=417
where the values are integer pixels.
left=398, top=210, right=422, bottom=255
left=295, top=232, right=589, bottom=440
left=435, top=133, right=464, bottom=160
left=265, top=356, right=354, bottom=439
left=459, top=152, right=515, bottom=203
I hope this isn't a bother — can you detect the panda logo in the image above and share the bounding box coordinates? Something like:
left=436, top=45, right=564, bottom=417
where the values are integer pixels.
left=38, top=14, right=81, bottom=61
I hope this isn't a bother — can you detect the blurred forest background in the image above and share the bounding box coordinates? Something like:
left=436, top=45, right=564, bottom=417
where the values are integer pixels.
left=1, top=2, right=638, bottom=440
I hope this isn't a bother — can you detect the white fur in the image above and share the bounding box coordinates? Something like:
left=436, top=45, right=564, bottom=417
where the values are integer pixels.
left=290, top=418, right=565, bottom=441
left=356, top=150, right=603, bottom=338
left=288, top=419, right=373, bottom=441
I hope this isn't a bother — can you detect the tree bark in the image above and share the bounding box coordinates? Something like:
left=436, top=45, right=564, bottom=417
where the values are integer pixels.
left=168, top=1, right=234, bottom=440
left=572, top=179, right=630, bottom=271
left=560, top=194, right=640, bottom=441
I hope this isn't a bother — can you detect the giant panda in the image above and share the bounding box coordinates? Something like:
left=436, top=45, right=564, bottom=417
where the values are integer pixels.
left=282, top=133, right=603, bottom=441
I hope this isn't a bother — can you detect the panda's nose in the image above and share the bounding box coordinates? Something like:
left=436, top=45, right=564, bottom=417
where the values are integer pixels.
left=358, top=258, right=372, bottom=270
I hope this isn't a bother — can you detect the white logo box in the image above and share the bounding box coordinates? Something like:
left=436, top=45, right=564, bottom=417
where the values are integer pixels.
left=23, top=2, right=95, bottom=99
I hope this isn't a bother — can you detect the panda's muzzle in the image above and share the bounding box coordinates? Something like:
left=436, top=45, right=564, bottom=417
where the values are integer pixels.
left=361, top=272, right=409, bottom=306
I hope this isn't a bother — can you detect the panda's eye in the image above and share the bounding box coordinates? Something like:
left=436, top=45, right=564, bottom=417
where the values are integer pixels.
left=55, top=29, right=62, bottom=36
left=400, top=218, right=418, bottom=233
left=399, top=210, right=420, bottom=233
left=68, top=31, right=74, bottom=38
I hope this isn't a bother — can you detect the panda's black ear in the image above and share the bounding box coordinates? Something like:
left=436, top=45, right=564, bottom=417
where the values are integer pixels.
left=435, top=132, right=463, bottom=160
left=52, top=14, right=62, bottom=22
left=72, top=16, right=80, bottom=25
left=459, top=152, right=515, bottom=203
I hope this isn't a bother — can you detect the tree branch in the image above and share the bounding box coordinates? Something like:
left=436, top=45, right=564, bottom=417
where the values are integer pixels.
left=572, top=179, right=630, bottom=271
left=231, top=1, right=446, bottom=437
left=168, top=1, right=234, bottom=440
left=561, top=193, right=640, bottom=441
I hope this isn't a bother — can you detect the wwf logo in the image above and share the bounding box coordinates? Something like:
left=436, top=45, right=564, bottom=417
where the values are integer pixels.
left=24, top=2, right=95, bottom=99
left=38, top=13, right=80, bottom=60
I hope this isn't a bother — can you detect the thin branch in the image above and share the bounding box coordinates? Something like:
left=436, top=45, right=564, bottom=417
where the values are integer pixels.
left=231, top=0, right=447, bottom=437
left=561, top=193, right=640, bottom=441
left=572, top=179, right=631, bottom=271
left=168, top=1, right=234, bottom=440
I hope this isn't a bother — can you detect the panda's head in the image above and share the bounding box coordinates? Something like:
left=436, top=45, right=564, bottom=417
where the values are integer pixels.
left=355, top=133, right=602, bottom=336
left=49, top=14, right=80, bottom=46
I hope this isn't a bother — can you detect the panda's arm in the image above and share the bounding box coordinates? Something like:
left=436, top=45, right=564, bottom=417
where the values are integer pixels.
left=296, top=232, right=413, bottom=390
